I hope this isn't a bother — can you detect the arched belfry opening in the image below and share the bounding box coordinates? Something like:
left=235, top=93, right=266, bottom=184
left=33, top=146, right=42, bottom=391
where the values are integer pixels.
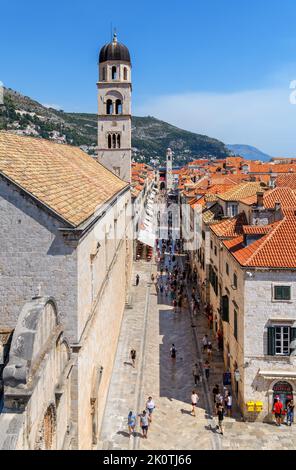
left=115, top=99, right=122, bottom=114
left=111, top=66, right=117, bottom=80
left=106, top=99, right=113, bottom=115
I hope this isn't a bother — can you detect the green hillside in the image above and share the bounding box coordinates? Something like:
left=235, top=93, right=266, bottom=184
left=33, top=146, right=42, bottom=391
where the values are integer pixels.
left=0, top=88, right=229, bottom=164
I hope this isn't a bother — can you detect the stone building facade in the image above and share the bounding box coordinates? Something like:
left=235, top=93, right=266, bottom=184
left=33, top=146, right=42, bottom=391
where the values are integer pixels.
left=190, top=181, right=296, bottom=421
left=0, top=132, right=133, bottom=448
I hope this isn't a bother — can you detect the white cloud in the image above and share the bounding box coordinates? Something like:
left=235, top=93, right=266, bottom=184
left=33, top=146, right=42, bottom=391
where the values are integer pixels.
left=134, top=87, right=296, bottom=157
left=43, top=103, right=63, bottom=110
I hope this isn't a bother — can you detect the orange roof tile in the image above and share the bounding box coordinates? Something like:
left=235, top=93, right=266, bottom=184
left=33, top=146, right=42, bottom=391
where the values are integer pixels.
left=224, top=211, right=296, bottom=268
left=210, top=213, right=247, bottom=238
left=218, top=182, right=266, bottom=201
left=276, top=174, right=296, bottom=189
left=264, top=187, right=296, bottom=211
left=240, top=187, right=296, bottom=211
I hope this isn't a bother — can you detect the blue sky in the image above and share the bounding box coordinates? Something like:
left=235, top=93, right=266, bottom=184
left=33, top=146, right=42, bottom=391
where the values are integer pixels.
left=1, top=0, right=296, bottom=155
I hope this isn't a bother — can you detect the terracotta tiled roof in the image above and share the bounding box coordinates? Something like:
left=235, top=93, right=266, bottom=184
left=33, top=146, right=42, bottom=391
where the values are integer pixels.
left=211, top=174, right=251, bottom=185
left=248, top=162, right=296, bottom=174
left=0, top=131, right=128, bottom=227
left=218, top=182, right=266, bottom=201
left=276, top=174, right=296, bottom=190
left=242, top=224, right=277, bottom=235
left=224, top=211, right=296, bottom=268
left=210, top=212, right=247, bottom=238
left=239, top=194, right=258, bottom=205
left=263, top=187, right=296, bottom=211
left=240, top=187, right=296, bottom=211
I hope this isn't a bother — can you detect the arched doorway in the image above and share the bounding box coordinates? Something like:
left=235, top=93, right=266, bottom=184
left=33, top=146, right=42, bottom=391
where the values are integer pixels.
left=35, top=404, right=56, bottom=450
left=273, top=381, right=293, bottom=408
left=160, top=181, right=165, bottom=191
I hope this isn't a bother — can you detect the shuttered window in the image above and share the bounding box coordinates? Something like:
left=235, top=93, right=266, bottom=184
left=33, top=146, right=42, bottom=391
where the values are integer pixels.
left=267, top=326, right=296, bottom=356
left=274, top=286, right=291, bottom=301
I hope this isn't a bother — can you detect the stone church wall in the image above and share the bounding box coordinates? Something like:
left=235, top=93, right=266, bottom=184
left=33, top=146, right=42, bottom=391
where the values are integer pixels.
left=0, top=177, right=78, bottom=342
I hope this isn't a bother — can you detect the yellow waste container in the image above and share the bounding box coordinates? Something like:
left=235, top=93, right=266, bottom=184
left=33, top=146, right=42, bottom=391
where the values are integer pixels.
left=246, top=401, right=255, bottom=412
left=255, top=401, right=263, bottom=412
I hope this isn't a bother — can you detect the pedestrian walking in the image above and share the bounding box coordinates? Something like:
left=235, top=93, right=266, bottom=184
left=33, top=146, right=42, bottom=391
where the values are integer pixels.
left=170, top=344, right=177, bottom=360
left=204, top=360, right=210, bottom=380
left=273, top=397, right=283, bottom=426
left=135, top=274, right=140, bottom=286
left=191, top=390, right=199, bottom=417
left=138, top=410, right=149, bottom=438
left=217, top=403, right=225, bottom=435
left=130, top=349, right=136, bottom=368
left=192, top=364, right=200, bottom=386
left=207, top=342, right=213, bottom=360
left=226, top=393, right=232, bottom=417
left=287, top=400, right=294, bottom=426
left=215, top=393, right=224, bottom=413
left=202, top=335, right=209, bottom=352
left=146, top=397, right=156, bottom=423
left=127, top=411, right=136, bottom=436
left=212, top=384, right=220, bottom=404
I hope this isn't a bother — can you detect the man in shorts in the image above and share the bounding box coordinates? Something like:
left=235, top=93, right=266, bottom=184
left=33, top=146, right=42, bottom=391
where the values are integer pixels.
left=191, top=390, right=199, bottom=417
left=192, top=364, right=200, bottom=386
left=139, top=410, right=149, bottom=438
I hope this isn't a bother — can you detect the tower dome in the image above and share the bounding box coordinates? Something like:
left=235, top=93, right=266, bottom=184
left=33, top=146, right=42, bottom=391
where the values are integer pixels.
left=99, top=33, right=131, bottom=64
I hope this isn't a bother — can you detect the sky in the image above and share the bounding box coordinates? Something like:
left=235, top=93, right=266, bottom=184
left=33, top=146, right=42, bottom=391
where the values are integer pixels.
left=1, top=0, right=296, bottom=155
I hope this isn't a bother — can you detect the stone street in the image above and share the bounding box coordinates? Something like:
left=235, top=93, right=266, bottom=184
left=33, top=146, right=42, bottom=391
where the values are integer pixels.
left=100, top=253, right=296, bottom=451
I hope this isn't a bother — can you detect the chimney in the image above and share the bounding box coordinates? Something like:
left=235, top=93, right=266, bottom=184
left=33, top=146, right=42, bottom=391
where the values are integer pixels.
left=257, top=192, right=264, bottom=207
left=275, top=201, right=281, bottom=212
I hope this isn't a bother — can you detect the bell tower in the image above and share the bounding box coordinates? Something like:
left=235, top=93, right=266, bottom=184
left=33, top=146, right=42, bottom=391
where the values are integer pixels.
left=166, top=148, right=173, bottom=191
left=97, top=32, right=132, bottom=183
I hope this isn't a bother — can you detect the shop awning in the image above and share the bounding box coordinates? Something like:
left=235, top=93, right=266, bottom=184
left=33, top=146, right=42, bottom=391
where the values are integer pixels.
left=137, top=228, right=156, bottom=248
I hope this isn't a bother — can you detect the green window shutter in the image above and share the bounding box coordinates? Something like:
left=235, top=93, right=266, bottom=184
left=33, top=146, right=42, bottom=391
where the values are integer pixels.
left=290, top=328, right=296, bottom=356
left=267, top=327, right=276, bottom=356
left=274, top=286, right=291, bottom=300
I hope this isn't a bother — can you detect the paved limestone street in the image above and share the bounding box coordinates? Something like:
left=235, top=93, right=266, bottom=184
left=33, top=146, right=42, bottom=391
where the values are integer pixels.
left=100, top=197, right=296, bottom=451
